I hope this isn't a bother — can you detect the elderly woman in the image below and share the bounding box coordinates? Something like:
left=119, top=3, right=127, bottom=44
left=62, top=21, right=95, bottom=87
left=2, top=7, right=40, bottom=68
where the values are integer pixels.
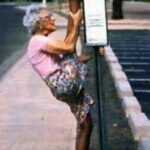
left=23, top=4, right=95, bottom=150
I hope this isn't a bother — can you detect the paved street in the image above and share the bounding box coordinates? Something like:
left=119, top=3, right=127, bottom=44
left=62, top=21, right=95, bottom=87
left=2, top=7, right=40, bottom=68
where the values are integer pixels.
left=107, top=1, right=150, bottom=120
left=109, top=30, right=150, bottom=118
left=0, top=4, right=29, bottom=77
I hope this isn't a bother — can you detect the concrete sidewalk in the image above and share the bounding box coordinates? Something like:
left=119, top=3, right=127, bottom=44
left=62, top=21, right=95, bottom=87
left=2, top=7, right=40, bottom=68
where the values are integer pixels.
left=0, top=13, right=77, bottom=150
left=107, top=1, right=150, bottom=29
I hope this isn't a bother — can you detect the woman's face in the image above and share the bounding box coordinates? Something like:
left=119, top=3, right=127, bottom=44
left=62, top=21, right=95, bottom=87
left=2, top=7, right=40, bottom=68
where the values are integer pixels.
left=39, top=9, right=56, bottom=34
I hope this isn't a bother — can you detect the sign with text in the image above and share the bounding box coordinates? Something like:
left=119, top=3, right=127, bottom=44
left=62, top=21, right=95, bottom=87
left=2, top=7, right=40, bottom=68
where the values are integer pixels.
left=83, top=0, right=108, bottom=46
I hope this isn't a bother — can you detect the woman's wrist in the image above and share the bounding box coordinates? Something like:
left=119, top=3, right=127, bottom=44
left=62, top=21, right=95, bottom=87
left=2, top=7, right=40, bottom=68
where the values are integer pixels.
left=69, top=10, right=82, bottom=28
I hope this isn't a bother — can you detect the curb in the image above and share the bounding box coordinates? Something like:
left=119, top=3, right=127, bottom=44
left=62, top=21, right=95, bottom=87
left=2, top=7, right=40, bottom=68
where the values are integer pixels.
left=105, top=45, right=150, bottom=149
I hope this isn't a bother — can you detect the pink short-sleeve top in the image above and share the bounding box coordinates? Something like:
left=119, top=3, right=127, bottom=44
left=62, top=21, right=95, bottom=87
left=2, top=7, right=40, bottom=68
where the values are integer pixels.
left=27, top=35, right=62, bottom=79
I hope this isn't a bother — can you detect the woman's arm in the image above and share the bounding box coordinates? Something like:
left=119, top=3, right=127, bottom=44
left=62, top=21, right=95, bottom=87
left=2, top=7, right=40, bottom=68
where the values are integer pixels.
left=64, top=10, right=82, bottom=44
left=45, top=10, right=82, bottom=55
left=65, top=0, right=81, bottom=38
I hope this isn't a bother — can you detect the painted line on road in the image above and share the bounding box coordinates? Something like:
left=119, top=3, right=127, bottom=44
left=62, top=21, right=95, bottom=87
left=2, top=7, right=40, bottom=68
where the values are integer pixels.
left=119, top=57, right=150, bottom=60
left=116, top=52, right=150, bottom=55
left=121, top=62, right=150, bottom=65
left=129, top=79, right=150, bottom=82
left=125, top=69, right=147, bottom=72
left=134, top=89, right=150, bottom=93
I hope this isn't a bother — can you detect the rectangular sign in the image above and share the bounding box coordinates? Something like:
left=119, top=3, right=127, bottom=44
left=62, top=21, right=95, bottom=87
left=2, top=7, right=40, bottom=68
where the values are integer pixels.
left=83, top=0, right=108, bottom=46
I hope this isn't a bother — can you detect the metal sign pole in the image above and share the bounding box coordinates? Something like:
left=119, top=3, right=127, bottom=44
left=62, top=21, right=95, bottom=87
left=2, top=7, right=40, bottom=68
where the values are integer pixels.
left=94, top=47, right=107, bottom=150
left=82, top=0, right=108, bottom=149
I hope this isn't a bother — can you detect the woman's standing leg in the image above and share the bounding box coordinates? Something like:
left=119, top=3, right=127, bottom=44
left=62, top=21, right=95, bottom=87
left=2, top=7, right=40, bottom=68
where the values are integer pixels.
left=76, top=113, right=93, bottom=150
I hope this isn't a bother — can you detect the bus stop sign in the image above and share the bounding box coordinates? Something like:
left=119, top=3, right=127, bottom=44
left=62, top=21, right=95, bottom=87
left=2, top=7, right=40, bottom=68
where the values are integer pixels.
left=83, top=0, right=108, bottom=46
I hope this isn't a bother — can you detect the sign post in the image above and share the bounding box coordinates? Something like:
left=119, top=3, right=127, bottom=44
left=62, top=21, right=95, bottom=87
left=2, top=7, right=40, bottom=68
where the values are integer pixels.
left=83, top=0, right=108, bottom=46
left=82, top=0, right=108, bottom=149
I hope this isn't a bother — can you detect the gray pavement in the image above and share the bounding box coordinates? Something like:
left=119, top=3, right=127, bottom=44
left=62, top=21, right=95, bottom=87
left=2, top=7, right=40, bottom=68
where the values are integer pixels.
left=0, top=4, right=29, bottom=78
left=0, top=54, right=76, bottom=150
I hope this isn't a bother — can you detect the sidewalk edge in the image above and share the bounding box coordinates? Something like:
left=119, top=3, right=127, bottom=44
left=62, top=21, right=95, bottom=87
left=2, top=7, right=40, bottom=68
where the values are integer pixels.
left=104, top=45, right=150, bottom=149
